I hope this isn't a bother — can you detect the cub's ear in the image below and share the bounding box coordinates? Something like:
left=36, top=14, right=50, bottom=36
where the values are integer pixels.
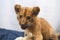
left=32, top=7, right=40, bottom=16
left=14, top=4, right=21, bottom=13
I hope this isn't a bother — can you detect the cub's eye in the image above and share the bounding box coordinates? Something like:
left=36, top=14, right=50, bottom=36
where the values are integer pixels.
left=20, top=15, right=22, bottom=18
left=27, top=16, right=31, bottom=20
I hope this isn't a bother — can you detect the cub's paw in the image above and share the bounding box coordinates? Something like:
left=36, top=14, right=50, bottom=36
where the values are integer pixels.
left=15, top=37, right=24, bottom=40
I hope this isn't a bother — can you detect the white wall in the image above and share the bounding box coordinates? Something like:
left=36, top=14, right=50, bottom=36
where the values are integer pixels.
left=0, top=0, right=11, bottom=30
left=56, top=0, right=60, bottom=32
left=0, top=0, right=60, bottom=32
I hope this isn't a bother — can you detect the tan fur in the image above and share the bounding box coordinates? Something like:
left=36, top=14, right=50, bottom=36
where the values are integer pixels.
left=49, top=33, right=60, bottom=40
left=14, top=4, right=55, bottom=40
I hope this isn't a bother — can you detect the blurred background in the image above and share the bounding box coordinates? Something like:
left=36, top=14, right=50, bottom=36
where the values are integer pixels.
left=0, top=0, right=60, bottom=33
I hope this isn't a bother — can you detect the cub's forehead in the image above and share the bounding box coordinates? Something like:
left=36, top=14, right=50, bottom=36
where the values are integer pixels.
left=21, top=7, right=33, bottom=12
left=20, top=7, right=33, bottom=16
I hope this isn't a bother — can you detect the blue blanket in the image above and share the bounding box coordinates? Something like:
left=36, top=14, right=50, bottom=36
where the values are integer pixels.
left=0, top=29, right=24, bottom=40
left=0, top=29, right=60, bottom=40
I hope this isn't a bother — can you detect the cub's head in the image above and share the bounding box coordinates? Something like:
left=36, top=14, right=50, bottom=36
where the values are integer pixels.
left=14, top=4, right=40, bottom=29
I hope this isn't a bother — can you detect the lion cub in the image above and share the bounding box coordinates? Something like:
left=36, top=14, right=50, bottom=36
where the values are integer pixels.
left=14, top=4, right=54, bottom=40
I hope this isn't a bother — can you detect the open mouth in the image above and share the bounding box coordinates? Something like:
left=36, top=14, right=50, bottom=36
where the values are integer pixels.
left=21, top=25, right=28, bottom=29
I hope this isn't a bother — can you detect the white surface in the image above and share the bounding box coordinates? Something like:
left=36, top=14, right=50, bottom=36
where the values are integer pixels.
left=0, top=0, right=60, bottom=32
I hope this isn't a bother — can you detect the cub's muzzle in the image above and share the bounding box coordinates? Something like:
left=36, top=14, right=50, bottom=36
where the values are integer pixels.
left=21, top=24, right=28, bottom=29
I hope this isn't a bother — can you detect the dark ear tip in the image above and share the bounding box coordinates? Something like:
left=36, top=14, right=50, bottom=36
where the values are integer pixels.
left=14, top=4, right=21, bottom=13
left=14, top=4, right=21, bottom=9
left=32, top=6, right=40, bottom=16
left=33, top=7, right=40, bottom=12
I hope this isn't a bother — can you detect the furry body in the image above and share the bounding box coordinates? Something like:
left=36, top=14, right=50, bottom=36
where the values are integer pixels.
left=14, top=4, right=56, bottom=40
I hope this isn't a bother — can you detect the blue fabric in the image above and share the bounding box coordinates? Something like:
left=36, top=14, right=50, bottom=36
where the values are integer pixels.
left=58, top=35, right=60, bottom=40
left=0, top=28, right=24, bottom=40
